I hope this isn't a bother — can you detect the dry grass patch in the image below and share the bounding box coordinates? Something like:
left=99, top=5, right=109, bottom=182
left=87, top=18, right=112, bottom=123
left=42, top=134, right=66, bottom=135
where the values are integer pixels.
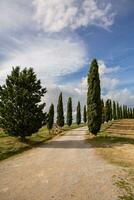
left=87, top=133, right=134, bottom=167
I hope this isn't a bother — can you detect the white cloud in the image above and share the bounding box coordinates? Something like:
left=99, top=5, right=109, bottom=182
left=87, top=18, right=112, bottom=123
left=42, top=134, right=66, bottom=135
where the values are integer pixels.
left=103, top=88, right=134, bottom=107
left=0, top=36, right=87, bottom=84
left=101, top=77, right=119, bottom=90
left=33, top=0, right=115, bottom=33
left=0, top=0, right=33, bottom=33
left=98, top=60, right=120, bottom=90
left=98, top=60, right=120, bottom=75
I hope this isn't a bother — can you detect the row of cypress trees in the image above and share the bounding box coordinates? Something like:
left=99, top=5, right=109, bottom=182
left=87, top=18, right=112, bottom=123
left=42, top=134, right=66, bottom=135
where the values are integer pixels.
left=0, top=60, right=133, bottom=138
left=87, top=59, right=134, bottom=135
left=47, top=93, right=87, bottom=131
left=102, top=99, right=134, bottom=123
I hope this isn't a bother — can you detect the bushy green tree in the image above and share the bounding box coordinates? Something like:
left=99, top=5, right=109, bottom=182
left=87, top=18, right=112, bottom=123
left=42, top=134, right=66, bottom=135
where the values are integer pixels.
left=87, top=59, right=102, bottom=135
left=47, top=104, right=54, bottom=131
left=83, top=105, right=87, bottom=123
left=76, top=101, right=81, bottom=125
left=67, top=97, right=72, bottom=126
left=0, top=67, right=47, bottom=138
left=57, top=92, right=64, bottom=127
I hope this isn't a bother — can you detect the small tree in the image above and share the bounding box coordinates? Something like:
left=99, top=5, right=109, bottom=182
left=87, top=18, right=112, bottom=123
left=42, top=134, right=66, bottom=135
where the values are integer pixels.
left=67, top=97, right=72, bottom=126
left=57, top=92, right=64, bottom=127
left=87, top=59, right=102, bottom=135
left=47, top=104, right=54, bottom=132
left=76, top=101, right=81, bottom=125
left=83, top=105, right=87, bottom=123
left=0, top=67, right=47, bottom=138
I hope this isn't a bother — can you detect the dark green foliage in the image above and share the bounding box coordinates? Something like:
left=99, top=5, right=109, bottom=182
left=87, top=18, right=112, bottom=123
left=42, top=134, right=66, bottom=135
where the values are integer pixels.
left=109, top=100, right=112, bottom=120
left=113, top=101, right=117, bottom=120
left=0, top=67, right=47, bottom=138
left=67, top=97, right=72, bottom=126
left=120, top=106, right=123, bottom=119
left=57, top=92, right=64, bottom=127
left=87, top=59, right=102, bottom=135
left=123, top=105, right=127, bottom=119
left=133, top=108, right=134, bottom=119
left=76, top=101, right=81, bottom=125
left=117, top=102, right=120, bottom=119
left=105, top=99, right=112, bottom=122
left=101, top=99, right=105, bottom=123
left=47, top=104, right=54, bottom=131
left=83, top=105, right=87, bottom=123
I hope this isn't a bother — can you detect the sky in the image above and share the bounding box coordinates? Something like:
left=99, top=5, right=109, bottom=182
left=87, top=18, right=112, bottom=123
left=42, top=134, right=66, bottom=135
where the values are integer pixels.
left=0, top=0, right=134, bottom=117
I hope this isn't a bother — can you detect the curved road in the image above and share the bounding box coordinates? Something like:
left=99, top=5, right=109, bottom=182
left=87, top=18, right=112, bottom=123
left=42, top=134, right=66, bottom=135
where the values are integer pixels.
left=0, top=127, right=119, bottom=200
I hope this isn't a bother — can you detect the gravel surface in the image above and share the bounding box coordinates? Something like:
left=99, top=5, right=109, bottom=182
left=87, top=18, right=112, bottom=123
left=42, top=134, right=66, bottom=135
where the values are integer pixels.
left=0, top=127, right=120, bottom=200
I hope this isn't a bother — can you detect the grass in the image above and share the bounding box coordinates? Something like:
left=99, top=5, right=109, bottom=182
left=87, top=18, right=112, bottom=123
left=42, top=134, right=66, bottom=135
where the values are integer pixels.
left=87, top=120, right=134, bottom=199
left=115, top=175, right=134, bottom=200
left=87, top=122, right=134, bottom=167
left=0, top=123, right=86, bottom=161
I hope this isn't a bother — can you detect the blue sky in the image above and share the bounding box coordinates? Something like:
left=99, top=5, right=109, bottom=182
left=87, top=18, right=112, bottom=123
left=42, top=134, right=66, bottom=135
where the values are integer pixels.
left=0, top=0, right=134, bottom=110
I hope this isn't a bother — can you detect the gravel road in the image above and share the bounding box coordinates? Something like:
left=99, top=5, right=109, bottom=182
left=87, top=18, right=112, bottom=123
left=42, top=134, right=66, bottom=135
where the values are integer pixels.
left=0, top=127, right=120, bottom=200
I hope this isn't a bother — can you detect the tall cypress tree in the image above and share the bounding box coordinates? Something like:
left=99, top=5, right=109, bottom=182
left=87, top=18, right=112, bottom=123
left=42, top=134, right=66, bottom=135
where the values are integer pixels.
left=133, top=108, right=134, bottom=119
left=87, top=59, right=102, bottom=135
left=101, top=99, right=105, bottom=123
left=109, top=99, right=112, bottom=120
left=113, top=101, right=117, bottom=120
left=120, top=106, right=123, bottom=119
left=105, top=99, right=111, bottom=122
left=117, top=102, right=120, bottom=119
left=67, top=97, right=72, bottom=126
left=57, top=92, right=64, bottom=127
left=76, top=101, right=81, bottom=125
left=47, top=104, right=54, bottom=131
left=83, top=105, right=87, bottom=123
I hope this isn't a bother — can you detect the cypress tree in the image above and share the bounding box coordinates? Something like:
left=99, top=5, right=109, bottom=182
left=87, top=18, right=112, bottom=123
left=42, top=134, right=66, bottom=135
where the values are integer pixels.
left=105, top=99, right=111, bottom=122
left=117, top=102, right=120, bottom=119
left=87, top=59, right=102, bottom=135
left=133, top=108, right=134, bottom=119
left=120, top=106, right=123, bottom=119
left=101, top=99, right=105, bottom=123
left=109, top=99, right=112, bottom=120
left=76, top=101, right=81, bottom=125
left=47, top=104, right=54, bottom=131
left=0, top=67, right=47, bottom=138
left=57, top=92, right=64, bottom=127
left=123, top=105, right=125, bottom=119
left=83, top=105, right=87, bottom=123
left=67, top=97, right=72, bottom=126
left=113, top=101, right=117, bottom=120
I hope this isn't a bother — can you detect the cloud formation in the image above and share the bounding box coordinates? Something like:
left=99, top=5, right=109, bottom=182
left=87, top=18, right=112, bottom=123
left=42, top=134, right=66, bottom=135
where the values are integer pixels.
left=33, top=0, right=115, bottom=33
left=0, top=35, right=87, bottom=84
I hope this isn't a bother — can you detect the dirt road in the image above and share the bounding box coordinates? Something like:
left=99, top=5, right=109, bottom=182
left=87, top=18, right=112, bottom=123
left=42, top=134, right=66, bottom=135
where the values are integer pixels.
left=0, top=127, right=120, bottom=200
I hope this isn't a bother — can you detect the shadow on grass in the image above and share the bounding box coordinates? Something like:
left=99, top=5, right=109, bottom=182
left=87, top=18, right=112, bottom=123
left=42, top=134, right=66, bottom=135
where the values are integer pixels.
left=86, top=133, right=134, bottom=149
